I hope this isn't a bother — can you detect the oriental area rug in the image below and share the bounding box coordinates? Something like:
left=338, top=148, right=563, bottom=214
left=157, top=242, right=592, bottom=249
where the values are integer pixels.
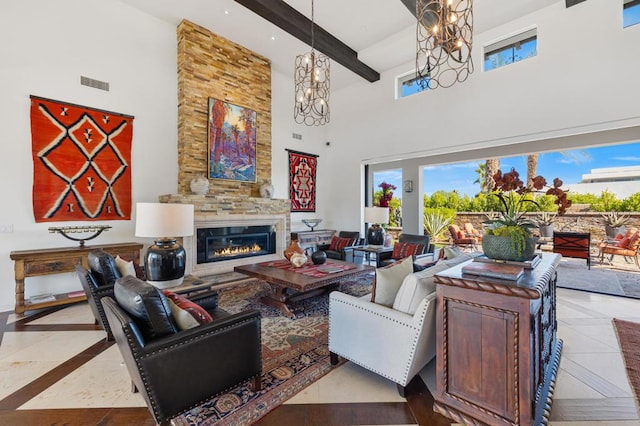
left=174, top=274, right=374, bottom=426
left=613, top=318, right=640, bottom=410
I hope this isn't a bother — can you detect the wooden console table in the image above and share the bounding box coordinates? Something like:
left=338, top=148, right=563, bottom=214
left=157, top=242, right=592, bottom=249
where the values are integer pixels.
left=10, top=242, right=143, bottom=316
left=291, top=229, right=335, bottom=251
left=433, top=253, right=563, bottom=426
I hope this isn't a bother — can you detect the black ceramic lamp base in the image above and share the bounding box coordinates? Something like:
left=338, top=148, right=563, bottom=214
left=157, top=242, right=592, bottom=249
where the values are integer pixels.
left=145, top=239, right=187, bottom=289
left=367, top=224, right=385, bottom=245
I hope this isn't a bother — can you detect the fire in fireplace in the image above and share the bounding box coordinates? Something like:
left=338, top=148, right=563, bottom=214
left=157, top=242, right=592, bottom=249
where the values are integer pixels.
left=196, top=225, right=276, bottom=264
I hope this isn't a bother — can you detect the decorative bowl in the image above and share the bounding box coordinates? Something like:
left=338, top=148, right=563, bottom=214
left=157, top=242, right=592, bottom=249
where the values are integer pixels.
left=302, top=219, right=322, bottom=231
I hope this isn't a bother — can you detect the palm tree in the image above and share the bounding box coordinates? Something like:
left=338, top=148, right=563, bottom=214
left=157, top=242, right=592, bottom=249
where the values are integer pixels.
left=485, top=159, right=500, bottom=191
left=526, top=154, right=538, bottom=188
left=210, top=100, right=231, bottom=164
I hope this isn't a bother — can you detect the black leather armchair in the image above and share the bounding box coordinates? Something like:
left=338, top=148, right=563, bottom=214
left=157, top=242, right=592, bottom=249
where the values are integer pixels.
left=75, top=250, right=130, bottom=341
left=317, top=231, right=361, bottom=260
left=377, top=233, right=432, bottom=268
left=102, top=276, right=262, bottom=425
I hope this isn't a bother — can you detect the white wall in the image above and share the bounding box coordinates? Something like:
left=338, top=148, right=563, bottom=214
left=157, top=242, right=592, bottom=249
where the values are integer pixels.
left=0, top=0, right=179, bottom=312
left=323, top=0, right=640, bottom=235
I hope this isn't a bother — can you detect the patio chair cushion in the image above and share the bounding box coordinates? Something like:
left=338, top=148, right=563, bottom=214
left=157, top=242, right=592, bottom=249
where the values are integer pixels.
left=371, top=256, right=414, bottom=307
left=618, top=237, right=631, bottom=248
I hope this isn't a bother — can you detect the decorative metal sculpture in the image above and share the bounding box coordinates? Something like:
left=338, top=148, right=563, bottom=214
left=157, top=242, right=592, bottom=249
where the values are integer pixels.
left=416, top=0, right=474, bottom=90
left=48, top=225, right=112, bottom=247
left=294, top=0, right=330, bottom=126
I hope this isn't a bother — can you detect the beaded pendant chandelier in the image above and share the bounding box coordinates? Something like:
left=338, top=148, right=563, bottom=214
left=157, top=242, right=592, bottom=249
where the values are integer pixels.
left=294, top=0, right=330, bottom=126
left=416, top=0, right=474, bottom=90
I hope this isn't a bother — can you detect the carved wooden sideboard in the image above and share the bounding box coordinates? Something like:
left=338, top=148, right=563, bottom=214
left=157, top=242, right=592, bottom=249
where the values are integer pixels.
left=433, top=253, right=563, bottom=426
left=10, top=242, right=143, bottom=315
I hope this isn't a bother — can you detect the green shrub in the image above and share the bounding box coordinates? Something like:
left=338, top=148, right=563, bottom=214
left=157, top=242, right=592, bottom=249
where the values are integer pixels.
left=423, top=208, right=456, bottom=240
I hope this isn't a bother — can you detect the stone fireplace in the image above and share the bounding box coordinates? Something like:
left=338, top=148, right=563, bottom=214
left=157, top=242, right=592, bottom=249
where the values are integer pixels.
left=159, top=194, right=290, bottom=277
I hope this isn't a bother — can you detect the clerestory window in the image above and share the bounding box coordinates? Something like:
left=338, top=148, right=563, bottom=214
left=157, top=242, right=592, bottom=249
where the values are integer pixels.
left=484, top=28, right=537, bottom=72
left=624, top=0, right=640, bottom=28
left=396, top=71, right=429, bottom=99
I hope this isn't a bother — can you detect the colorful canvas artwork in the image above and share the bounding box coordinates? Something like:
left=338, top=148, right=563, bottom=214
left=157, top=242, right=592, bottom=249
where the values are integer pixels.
left=288, top=150, right=318, bottom=212
left=207, top=98, right=257, bottom=182
left=30, top=95, right=133, bottom=222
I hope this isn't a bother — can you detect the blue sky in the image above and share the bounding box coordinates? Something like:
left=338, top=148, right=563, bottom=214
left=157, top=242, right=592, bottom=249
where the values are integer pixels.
left=372, top=141, right=640, bottom=198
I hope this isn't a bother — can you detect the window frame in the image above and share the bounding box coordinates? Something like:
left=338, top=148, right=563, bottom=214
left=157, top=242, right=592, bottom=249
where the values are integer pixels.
left=483, top=26, right=538, bottom=72
left=624, top=0, right=640, bottom=28
left=395, top=70, right=429, bottom=99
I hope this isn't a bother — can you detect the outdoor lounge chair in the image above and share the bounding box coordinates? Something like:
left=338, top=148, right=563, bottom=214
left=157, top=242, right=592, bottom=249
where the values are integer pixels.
left=598, top=228, right=640, bottom=269
left=448, top=224, right=479, bottom=250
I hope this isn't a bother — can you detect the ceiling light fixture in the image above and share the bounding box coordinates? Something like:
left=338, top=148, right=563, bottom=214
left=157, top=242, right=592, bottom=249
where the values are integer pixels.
left=416, top=0, right=473, bottom=89
left=294, top=0, right=330, bottom=126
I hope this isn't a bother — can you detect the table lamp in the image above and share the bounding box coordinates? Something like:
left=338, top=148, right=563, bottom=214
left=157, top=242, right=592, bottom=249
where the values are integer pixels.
left=135, top=202, right=194, bottom=289
left=364, top=206, right=389, bottom=246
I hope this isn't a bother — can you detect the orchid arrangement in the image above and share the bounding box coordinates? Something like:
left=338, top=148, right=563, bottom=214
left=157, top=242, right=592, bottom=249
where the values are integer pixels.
left=485, top=168, right=571, bottom=256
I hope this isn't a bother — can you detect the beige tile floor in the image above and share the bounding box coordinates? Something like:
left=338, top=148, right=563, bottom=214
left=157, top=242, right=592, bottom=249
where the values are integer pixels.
left=1, top=286, right=639, bottom=425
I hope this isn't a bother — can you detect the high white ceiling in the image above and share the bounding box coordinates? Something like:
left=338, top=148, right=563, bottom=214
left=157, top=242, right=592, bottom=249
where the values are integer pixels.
left=121, top=0, right=560, bottom=91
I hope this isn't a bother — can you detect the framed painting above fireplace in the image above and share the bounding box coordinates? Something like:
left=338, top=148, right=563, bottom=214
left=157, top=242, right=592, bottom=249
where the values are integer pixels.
left=207, top=97, right=256, bottom=182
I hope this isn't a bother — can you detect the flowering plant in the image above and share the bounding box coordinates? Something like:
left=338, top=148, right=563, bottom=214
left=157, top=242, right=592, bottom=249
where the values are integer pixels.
left=377, top=182, right=397, bottom=208
left=484, top=168, right=571, bottom=256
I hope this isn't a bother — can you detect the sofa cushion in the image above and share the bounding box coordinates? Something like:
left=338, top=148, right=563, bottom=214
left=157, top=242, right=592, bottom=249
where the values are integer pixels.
left=392, top=252, right=478, bottom=315
left=114, top=276, right=177, bottom=341
left=371, top=256, right=414, bottom=307
left=88, top=250, right=122, bottom=287
left=391, top=242, right=426, bottom=260
left=443, top=245, right=464, bottom=259
left=329, top=236, right=354, bottom=251
left=163, top=291, right=213, bottom=326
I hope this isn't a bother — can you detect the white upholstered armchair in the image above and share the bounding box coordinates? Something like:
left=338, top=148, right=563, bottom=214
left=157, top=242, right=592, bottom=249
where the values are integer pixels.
left=329, top=290, right=437, bottom=396
left=328, top=253, right=474, bottom=396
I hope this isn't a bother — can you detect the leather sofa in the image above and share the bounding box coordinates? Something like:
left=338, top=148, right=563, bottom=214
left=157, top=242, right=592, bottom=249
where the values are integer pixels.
left=102, top=275, right=262, bottom=425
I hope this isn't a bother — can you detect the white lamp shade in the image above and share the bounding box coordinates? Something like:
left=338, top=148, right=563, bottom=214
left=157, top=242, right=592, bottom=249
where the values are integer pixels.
left=364, top=207, right=389, bottom=224
left=135, top=203, right=194, bottom=238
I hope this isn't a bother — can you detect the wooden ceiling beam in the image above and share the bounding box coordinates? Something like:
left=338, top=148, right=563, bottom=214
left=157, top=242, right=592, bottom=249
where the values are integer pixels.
left=233, top=0, right=380, bottom=82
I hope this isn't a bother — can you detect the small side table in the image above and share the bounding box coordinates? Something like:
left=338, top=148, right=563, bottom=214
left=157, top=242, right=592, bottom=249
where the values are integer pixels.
left=348, top=245, right=393, bottom=265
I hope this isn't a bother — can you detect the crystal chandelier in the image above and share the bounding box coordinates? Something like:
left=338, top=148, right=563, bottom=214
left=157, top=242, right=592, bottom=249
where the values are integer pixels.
left=416, top=0, right=473, bottom=90
left=294, top=0, right=330, bottom=126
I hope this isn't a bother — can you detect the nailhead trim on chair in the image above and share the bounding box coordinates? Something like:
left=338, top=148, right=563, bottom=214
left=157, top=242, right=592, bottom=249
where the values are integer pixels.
left=329, top=295, right=432, bottom=386
left=125, top=316, right=262, bottom=422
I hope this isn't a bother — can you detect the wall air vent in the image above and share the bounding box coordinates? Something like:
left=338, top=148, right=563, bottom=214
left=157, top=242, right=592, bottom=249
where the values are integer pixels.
left=292, top=133, right=302, bottom=140
left=80, top=76, right=110, bottom=91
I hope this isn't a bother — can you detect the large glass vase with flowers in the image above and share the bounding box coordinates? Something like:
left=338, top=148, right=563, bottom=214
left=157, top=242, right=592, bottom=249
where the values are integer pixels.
left=482, top=168, right=571, bottom=262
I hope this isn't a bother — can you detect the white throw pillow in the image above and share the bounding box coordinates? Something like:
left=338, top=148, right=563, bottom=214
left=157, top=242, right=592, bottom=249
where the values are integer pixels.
left=165, top=298, right=200, bottom=330
left=392, top=252, right=480, bottom=314
left=115, top=255, right=137, bottom=277
left=393, top=262, right=448, bottom=314
left=443, top=245, right=463, bottom=259
left=372, top=256, right=414, bottom=307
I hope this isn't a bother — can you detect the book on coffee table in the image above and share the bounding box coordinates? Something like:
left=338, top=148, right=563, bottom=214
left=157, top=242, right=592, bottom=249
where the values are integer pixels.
left=472, top=253, right=541, bottom=270
left=317, top=265, right=344, bottom=274
left=462, top=262, right=524, bottom=281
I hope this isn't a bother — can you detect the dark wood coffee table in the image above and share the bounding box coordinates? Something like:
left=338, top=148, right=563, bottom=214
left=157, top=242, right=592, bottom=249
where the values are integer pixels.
left=235, top=259, right=374, bottom=318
